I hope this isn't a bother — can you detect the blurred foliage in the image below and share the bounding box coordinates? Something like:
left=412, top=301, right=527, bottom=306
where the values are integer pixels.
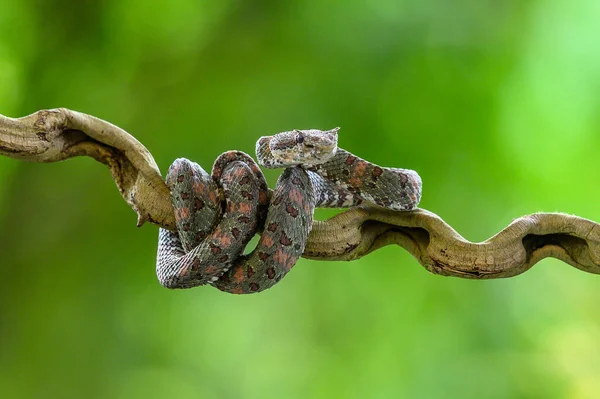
left=1, top=1, right=600, bottom=398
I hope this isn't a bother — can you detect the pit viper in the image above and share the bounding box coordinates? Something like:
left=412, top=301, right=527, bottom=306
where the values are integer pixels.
left=156, top=128, right=422, bottom=294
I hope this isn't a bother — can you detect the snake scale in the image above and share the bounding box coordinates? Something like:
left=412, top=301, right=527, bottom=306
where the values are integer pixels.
left=156, top=128, right=422, bottom=294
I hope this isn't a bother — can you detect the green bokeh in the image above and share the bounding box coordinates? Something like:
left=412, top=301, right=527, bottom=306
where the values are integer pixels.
left=1, top=1, right=600, bottom=398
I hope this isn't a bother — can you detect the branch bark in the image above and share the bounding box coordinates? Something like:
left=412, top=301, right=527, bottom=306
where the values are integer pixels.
left=2, top=109, right=599, bottom=278
left=0, top=108, right=174, bottom=228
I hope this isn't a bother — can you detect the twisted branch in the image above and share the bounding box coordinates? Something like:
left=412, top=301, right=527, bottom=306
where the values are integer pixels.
left=2, top=109, right=599, bottom=278
left=0, top=108, right=173, bottom=228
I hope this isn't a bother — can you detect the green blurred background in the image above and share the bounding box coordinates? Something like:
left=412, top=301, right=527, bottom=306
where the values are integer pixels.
left=1, top=1, right=600, bottom=398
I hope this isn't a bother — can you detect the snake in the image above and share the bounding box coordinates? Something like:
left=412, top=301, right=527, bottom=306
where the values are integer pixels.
left=156, top=128, right=422, bottom=294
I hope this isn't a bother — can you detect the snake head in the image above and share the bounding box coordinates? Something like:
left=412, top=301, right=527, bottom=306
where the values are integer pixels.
left=257, top=127, right=339, bottom=168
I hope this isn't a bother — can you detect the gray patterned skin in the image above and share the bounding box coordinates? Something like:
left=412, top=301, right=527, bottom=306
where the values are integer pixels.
left=156, top=128, right=422, bottom=294
left=165, top=158, right=221, bottom=252
left=156, top=151, right=269, bottom=289
left=213, top=167, right=314, bottom=294
left=156, top=151, right=314, bottom=293
left=256, top=128, right=422, bottom=210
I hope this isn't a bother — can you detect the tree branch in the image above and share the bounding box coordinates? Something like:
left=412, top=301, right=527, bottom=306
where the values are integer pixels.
left=305, top=207, right=600, bottom=277
left=0, top=108, right=174, bottom=228
left=2, top=109, right=599, bottom=278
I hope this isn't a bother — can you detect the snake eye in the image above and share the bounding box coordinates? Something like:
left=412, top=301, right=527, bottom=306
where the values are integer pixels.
left=296, top=134, right=304, bottom=144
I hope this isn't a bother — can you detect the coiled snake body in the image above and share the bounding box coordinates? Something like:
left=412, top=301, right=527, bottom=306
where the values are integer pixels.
left=156, top=128, right=422, bottom=294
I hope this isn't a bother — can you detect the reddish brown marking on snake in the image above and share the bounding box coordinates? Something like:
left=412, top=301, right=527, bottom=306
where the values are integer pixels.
left=345, top=155, right=357, bottom=165
left=249, top=283, right=259, bottom=292
left=211, top=166, right=222, bottom=178
left=240, top=175, right=250, bottom=185
left=247, top=266, right=255, bottom=278
left=267, top=222, right=278, bottom=232
left=238, top=216, right=251, bottom=224
left=208, top=190, right=219, bottom=204
left=238, top=202, right=252, bottom=214
left=226, top=201, right=235, bottom=213
left=398, top=172, right=408, bottom=184
left=258, top=252, right=269, bottom=261
left=349, top=161, right=368, bottom=188
left=233, top=267, right=245, bottom=282
left=349, top=177, right=362, bottom=188
left=196, top=231, right=207, bottom=241
left=233, top=167, right=248, bottom=178
left=176, top=207, right=190, bottom=220
left=215, top=232, right=232, bottom=247
left=272, top=195, right=283, bottom=206
left=182, top=223, right=190, bottom=231
left=218, top=255, right=229, bottom=263
left=249, top=164, right=261, bottom=174
left=267, top=267, right=276, bottom=279
left=262, top=235, right=275, bottom=248
left=279, top=232, right=293, bottom=246
left=231, top=227, right=241, bottom=239
left=285, top=204, right=299, bottom=218
left=259, top=191, right=268, bottom=205
left=194, top=197, right=204, bottom=211
left=241, top=190, right=254, bottom=200
left=371, top=167, right=383, bottom=181
left=181, top=192, right=189, bottom=200
left=192, top=180, right=205, bottom=192
left=288, top=187, right=304, bottom=204
left=177, top=174, right=185, bottom=183
left=209, top=242, right=222, bottom=254
left=204, top=265, right=220, bottom=275
left=273, top=248, right=293, bottom=270
left=192, top=180, right=202, bottom=192
left=191, top=258, right=200, bottom=270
